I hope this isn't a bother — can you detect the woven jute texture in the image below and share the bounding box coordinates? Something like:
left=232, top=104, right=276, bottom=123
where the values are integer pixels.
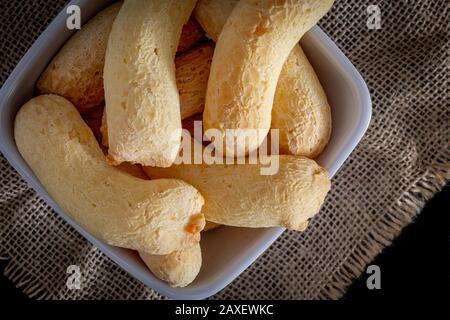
left=0, top=0, right=449, bottom=300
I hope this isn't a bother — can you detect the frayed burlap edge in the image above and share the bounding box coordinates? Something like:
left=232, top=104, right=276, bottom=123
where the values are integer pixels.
left=319, top=147, right=450, bottom=299
left=0, top=256, right=53, bottom=299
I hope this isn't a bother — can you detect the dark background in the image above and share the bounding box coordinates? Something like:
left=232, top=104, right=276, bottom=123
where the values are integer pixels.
left=0, top=183, right=448, bottom=301
left=344, top=183, right=449, bottom=301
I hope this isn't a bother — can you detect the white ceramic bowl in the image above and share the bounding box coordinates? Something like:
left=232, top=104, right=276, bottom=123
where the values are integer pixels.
left=0, top=0, right=371, bottom=299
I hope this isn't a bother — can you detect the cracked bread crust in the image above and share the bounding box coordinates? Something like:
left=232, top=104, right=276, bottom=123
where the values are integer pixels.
left=14, top=95, right=205, bottom=255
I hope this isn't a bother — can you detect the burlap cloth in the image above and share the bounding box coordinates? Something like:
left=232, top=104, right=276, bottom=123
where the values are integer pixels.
left=0, top=0, right=448, bottom=300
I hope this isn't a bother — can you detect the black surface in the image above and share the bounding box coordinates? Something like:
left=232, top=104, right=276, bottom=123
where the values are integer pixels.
left=343, top=183, right=449, bottom=301
left=0, top=184, right=448, bottom=301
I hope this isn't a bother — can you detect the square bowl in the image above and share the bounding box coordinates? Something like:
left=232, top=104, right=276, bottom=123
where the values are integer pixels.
left=0, top=0, right=371, bottom=299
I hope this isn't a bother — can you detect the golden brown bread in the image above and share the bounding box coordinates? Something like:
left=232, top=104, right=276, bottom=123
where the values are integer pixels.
left=194, top=0, right=237, bottom=40
left=139, top=243, right=202, bottom=288
left=98, top=112, right=220, bottom=233
left=114, top=162, right=148, bottom=180
left=273, top=45, right=332, bottom=157
left=37, top=2, right=122, bottom=111
left=100, top=109, right=109, bottom=148
left=176, top=42, right=214, bottom=120
left=143, top=140, right=331, bottom=230
left=14, top=95, right=205, bottom=255
left=195, top=0, right=332, bottom=157
left=104, top=0, right=197, bottom=167
left=87, top=110, right=221, bottom=235
left=37, top=2, right=205, bottom=111
left=82, top=105, right=149, bottom=179
left=177, top=16, right=206, bottom=54
left=203, top=0, right=334, bottom=156
left=81, top=105, right=106, bottom=143
left=203, top=221, right=221, bottom=232
left=181, top=113, right=204, bottom=137
left=100, top=44, right=213, bottom=149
